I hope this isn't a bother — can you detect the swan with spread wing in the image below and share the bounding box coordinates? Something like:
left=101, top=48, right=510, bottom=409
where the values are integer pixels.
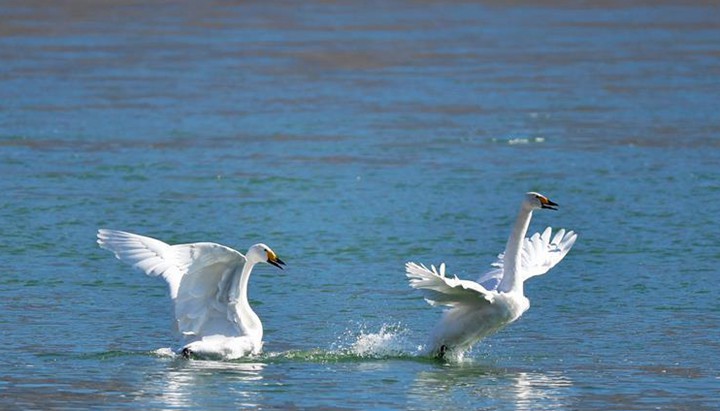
left=97, top=229, right=285, bottom=360
left=406, top=192, right=577, bottom=360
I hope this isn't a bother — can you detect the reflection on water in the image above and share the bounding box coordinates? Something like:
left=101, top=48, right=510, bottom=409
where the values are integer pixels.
left=409, top=364, right=574, bottom=411
left=142, top=360, right=266, bottom=409
left=511, top=371, right=574, bottom=410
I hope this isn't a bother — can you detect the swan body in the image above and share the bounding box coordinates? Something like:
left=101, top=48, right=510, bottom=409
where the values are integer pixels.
left=97, top=229, right=285, bottom=360
left=406, top=192, right=577, bottom=360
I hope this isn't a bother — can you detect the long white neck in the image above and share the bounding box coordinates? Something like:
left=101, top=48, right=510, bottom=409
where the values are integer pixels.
left=497, top=206, right=534, bottom=294
left=229, top=261, right=262, bottom=335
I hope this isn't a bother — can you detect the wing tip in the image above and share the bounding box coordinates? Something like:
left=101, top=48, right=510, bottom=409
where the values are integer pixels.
left=96, top=228, right=112, bottom=248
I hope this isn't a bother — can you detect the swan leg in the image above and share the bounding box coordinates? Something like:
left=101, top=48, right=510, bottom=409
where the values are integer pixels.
left=437, top=344, right=447, bottom=360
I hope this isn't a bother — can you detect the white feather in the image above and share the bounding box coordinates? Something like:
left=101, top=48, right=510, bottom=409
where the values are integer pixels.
left=405, top=192, right=577, bottom=360
left=97, top=229, right=277, bottom=359
left=477, top=227, right=578, bottom=288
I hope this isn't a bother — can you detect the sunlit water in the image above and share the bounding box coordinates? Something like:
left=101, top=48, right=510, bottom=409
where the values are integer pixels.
left=1, top=1, right=719, bottom=409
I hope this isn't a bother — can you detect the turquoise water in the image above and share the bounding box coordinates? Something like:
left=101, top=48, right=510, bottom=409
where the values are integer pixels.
left=2, top=1, right=719, bottom=409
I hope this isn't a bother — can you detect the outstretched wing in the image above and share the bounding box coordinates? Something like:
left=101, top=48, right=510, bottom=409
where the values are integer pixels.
left=406, top=262, right=494, bottom=308
left=97, top=229, right=247, bottom=337
left=477, top=227, right=577, bottom=289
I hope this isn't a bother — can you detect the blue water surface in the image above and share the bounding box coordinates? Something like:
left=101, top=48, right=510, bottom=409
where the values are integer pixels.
left=1, top=1, right=719, bottom=409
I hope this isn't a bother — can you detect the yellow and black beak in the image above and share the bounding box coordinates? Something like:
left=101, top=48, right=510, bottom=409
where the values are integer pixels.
left=266, top=250, right=286, bottom=270
left=540, top=196, right=559, bottom=210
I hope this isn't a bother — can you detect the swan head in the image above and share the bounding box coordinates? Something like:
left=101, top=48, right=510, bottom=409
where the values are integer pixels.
left=524, top=192, right=558, bottom=211
left=247, top=243, right=286, bottom=269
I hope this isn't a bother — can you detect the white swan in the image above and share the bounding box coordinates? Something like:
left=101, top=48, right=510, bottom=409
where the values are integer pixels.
left=96, top=229, right=285, bottom=360
left=406, top=192, right=577, bottom=360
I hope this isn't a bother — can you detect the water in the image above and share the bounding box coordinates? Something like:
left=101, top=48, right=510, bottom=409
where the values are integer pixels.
left=1, top=1, right=719, bottom=409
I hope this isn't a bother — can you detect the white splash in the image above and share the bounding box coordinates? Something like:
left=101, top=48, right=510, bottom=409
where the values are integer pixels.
left=153, top=347, right=178, bottom=358
left=333, top=323, right=421, bottom=359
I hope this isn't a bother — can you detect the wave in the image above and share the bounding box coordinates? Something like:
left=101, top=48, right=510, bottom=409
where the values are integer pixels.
left=85, top=323, right=443, bottom=364
left=137, top=323, right=429, bottom=363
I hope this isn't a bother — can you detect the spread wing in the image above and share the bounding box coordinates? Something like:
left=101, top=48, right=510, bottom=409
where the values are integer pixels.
left=477, top=227, right=577, bottom=290
left=97, top=229, right=247, bottom=338
left=405, top=262, right=494, bottom=308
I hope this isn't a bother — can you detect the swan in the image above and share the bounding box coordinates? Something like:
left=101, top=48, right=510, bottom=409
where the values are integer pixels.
left=96, top=229, right=285, bottom=360
left=405, top=192, right=577, bottom=360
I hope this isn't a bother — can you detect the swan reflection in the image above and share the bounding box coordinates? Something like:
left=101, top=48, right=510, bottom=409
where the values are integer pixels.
left=145, top=360, right=266, bottom=409
left=408, top=364, right=574, bottom=410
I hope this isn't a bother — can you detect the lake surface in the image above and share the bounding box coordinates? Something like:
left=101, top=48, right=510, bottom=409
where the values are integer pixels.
left=2, top=1, right=719, bottom=409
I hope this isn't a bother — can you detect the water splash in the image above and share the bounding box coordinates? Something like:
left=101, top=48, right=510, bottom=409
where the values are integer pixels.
left=331, top=323, right=423, bottom=359
left=153, top=347, right=178, bottom=358
left=138, top=324, right=429, bottom=363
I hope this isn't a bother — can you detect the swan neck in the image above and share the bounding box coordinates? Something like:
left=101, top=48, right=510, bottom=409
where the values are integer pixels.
left=227, top=260, right=262, bottom=338
left=498, top=206, right=533, bottom=294
left=237, top=261, right=255, bottom=308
